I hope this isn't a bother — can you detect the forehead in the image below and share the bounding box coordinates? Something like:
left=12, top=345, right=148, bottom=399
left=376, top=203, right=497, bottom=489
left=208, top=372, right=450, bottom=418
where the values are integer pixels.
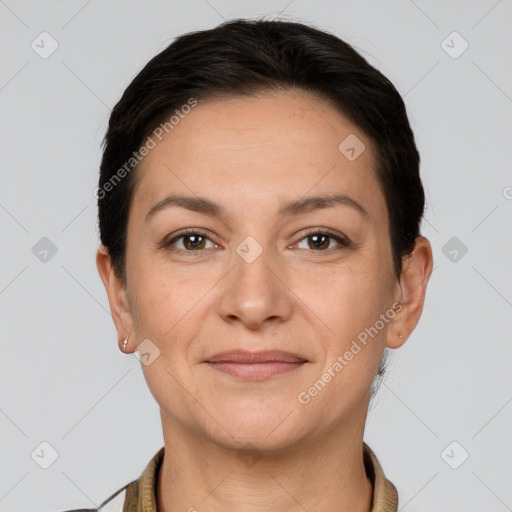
left=131, top=89, right=387, bottom=224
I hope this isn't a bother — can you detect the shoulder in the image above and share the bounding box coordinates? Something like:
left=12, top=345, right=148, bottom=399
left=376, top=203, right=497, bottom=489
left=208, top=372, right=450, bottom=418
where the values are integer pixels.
left=58, top=447, right=163, bottom=512
left=57, top=482, right=131, bottom=512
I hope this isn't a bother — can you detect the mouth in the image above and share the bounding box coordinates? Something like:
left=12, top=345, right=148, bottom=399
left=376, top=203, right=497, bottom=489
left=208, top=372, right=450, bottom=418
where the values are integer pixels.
left=204, top=350, right=308, bottom=381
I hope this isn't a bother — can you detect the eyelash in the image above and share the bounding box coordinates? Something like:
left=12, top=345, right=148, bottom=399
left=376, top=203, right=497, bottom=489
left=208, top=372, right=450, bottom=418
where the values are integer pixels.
left=161, top=228, right=351, bottom=254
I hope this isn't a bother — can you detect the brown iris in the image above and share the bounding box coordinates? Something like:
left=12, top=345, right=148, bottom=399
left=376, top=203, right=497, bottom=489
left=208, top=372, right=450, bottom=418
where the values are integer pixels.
left=183, top=234, right=207, bottom=250
left=308, top=234, right=330, bottom=250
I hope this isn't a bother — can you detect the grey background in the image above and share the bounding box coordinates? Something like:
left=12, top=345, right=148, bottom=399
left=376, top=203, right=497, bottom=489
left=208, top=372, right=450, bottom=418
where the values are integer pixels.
left=1, top=1, right=511, bottom=511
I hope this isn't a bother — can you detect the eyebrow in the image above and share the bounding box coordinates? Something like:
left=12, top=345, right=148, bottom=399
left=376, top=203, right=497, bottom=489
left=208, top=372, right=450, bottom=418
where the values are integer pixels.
left=144, top=193, right=369, bottom=223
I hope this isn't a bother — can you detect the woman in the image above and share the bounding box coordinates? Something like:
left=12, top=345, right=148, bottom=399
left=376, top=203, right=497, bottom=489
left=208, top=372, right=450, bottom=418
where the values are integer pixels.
left=73, top=18, right=433, bottom=512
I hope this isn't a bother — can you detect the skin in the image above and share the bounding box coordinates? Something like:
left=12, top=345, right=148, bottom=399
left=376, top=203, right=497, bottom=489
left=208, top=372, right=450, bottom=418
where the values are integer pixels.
left=97, top=89, right=433, bottom=512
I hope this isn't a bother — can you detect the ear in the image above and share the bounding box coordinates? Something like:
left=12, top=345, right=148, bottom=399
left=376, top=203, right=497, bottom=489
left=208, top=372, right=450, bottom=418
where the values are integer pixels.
left=386, top=236, right=433, bottom=349
left=96, top=244, right=134, bottom=352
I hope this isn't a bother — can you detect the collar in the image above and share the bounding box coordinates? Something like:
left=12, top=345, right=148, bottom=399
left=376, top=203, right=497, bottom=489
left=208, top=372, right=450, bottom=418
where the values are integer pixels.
left=122, top=441, right=398, bottom=511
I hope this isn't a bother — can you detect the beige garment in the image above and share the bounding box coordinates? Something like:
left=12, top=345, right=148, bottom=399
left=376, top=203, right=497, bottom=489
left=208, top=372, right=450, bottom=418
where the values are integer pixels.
left=98, top=441, right=398, bottom=512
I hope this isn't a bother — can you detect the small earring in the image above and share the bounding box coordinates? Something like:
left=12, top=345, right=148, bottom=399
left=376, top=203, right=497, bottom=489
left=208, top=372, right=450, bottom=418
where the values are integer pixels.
left=122, top=338, right=128, bottom=352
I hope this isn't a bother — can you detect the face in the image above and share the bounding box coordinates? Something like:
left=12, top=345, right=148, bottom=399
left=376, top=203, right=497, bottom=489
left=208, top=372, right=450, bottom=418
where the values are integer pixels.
left=108, top=90, right=407, bottom=450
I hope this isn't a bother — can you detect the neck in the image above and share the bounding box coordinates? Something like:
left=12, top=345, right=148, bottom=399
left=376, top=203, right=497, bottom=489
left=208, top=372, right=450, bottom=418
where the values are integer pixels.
left=156, top=413, right=374, bottom=512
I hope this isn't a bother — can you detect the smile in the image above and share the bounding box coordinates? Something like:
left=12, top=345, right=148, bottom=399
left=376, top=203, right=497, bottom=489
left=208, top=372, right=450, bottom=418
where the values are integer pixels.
left=206, top=361, right=307, bottom=381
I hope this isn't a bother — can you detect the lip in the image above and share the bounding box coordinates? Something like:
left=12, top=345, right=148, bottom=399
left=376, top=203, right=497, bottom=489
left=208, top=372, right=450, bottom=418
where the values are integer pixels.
left=205, top=349, right=307, bottom=364
left=205, top=350, right=308, bottom=381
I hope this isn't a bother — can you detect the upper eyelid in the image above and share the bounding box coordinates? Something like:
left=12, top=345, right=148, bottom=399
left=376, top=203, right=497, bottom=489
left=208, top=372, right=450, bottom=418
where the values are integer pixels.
left=164, top=228, right=349, bottom=249
left=164, top=229, right=216, bottom=248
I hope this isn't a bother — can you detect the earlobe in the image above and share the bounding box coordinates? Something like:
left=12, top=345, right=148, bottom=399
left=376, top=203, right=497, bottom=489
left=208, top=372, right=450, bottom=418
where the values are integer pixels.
left=95, top=245, right=134, bottom=346
left=385, top=301, right=407, bottom=349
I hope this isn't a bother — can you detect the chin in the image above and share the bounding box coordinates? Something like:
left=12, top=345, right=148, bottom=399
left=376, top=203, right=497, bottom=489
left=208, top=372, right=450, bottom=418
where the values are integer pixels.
left=202, top=402, right=306, bottom=452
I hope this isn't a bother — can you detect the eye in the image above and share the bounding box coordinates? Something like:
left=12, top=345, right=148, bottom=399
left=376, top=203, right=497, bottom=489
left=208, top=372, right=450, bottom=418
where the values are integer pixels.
left=294, top=230, right=350, bottom=251
left=162, top=228, right=350, bottom=254
left=162, top=229, right=219, bottom=252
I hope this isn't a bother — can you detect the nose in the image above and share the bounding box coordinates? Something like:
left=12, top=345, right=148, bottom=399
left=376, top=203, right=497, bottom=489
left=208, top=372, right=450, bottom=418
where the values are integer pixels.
left=217, top=241, right=294, bottom=331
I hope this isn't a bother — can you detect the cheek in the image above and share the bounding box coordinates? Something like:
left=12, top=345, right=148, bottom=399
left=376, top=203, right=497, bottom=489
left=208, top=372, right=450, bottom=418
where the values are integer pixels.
left=302, top=257, right=393, bottom=386
left=130, top=255, right=184, bottom=324
left=129, top=262, right=216, bottom=360
left=316, top=261, right=390, bottom=326
left=306, top=273, right=391, bottom=411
